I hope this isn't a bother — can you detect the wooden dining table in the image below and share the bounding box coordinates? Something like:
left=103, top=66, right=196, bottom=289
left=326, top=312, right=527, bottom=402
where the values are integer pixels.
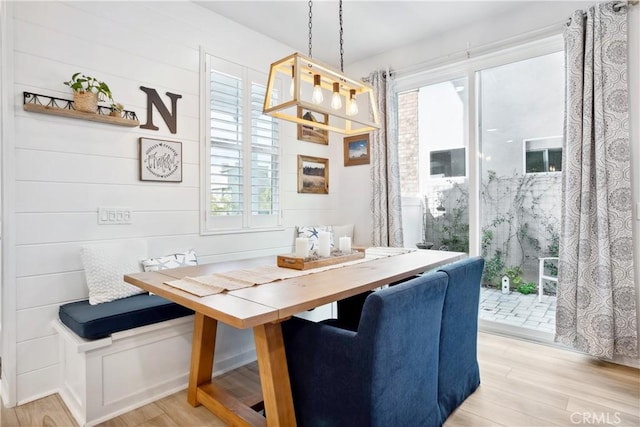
left=124, top=249, right=465, bottom=427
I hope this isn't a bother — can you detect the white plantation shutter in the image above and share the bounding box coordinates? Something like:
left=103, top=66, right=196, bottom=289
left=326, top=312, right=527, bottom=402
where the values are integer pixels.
left=210, top=70, right=243, bottom=218
left=250, top=83, right=280, bottom=226
left=204, top=55, right=280, bottom=232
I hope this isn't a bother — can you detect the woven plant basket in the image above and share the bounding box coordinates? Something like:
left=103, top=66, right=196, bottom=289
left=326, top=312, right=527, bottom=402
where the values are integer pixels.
left=73, top=92, right=98, bottom=113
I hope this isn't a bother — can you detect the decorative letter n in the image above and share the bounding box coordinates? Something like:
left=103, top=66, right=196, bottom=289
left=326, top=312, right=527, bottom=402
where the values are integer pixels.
left=140, top=86, right=182, bottom=134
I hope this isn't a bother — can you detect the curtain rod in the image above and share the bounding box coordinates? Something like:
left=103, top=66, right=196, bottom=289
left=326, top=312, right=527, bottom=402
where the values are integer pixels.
left=567, top=0, right=637, bottom=25
left=361, top=69, right=394, bottom=83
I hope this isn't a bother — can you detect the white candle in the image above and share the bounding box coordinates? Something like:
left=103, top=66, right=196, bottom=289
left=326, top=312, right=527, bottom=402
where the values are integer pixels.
left=339, top=236, right=351, bottom=253
left=318, top=231, right=331, bottom=257
left=295, top=237, right=310, bottom=258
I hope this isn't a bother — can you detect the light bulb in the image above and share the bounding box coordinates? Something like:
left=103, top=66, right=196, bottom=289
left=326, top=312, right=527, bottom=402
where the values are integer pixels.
left=289, top=66, right=295, bottom=97
left=347, top=99, right=358, bottom=116
left=346, top=89, right=358, bottom=116
left=312, top=74, right=323, bottom=104
left=312, top=85, right=323, bottom=104
left=331, top=82, right=342, bottom=110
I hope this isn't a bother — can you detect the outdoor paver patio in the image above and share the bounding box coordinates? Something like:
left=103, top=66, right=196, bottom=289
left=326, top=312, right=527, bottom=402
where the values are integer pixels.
left=479, top=287, right=556, bottom=333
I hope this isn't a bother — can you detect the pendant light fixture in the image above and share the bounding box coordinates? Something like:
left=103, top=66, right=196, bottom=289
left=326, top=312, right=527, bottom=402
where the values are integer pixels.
left=263, top=0, right=380, bottom=135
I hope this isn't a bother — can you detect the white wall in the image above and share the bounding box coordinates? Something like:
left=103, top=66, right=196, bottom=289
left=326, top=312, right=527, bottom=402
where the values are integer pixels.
left=2, top=0, right=345, bottom=406
left=0, top=0, right=6, bottom=375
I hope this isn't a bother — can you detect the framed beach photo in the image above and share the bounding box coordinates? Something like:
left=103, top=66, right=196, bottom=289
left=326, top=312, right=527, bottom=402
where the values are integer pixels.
left=139, top=137, right=182, bottom=182
left=343, top=133, right=370, bottom=166
left=298, top=155, right=329, bottom=194
left=297, top=106, right=329, bottom=145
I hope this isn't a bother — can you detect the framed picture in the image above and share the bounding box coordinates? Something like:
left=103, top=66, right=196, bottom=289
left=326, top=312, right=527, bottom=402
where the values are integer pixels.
left=297, top=106, right=329, bottom=145
left=298, top=155, right=329, bottom=194
left=139, top=137, right=182, bottom=182
left=343, top=133, right=370, bottom=166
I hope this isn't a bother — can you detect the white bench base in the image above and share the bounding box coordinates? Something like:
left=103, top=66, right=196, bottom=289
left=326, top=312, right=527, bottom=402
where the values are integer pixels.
left=52, top=302, right=335, bottom=427
left=53, top=316, right=194, bottom=426
left=53, top=316, right=256, bottom=427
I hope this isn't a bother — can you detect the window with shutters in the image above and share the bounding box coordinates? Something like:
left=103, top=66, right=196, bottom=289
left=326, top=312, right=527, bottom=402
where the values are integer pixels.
left=202, top=54, right=281, bottom=232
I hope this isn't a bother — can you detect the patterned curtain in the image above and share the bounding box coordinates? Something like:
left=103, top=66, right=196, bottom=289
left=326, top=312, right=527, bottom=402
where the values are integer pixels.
left=557, top=2, right=637, bottom=359
left=369, top=69, right=403, bottom=247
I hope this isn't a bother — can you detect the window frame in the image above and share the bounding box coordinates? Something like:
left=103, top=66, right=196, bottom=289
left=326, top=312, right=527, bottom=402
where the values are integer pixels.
left=429, top=147, right=467, bottom=179
left=200, top=50, right=283, bottom=235
left=523, top=135, right=563, bottom=174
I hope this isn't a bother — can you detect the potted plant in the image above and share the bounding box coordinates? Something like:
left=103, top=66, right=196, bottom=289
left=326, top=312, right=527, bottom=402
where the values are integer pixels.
left=109, top=102, right=124, bottom=117
left=63, top=72, right=113, bottom=113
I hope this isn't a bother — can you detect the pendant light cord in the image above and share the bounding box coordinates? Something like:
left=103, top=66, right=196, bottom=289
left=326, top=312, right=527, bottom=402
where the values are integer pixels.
left=308, top=0, right=345, bottom=70
left=339, top=0, right=344, bottom=72
left=308, top=0, right=313, bottom=58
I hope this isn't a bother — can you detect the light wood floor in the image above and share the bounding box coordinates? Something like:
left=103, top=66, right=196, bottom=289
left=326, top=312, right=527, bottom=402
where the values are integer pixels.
left=2, top=332, right=639, bottom=427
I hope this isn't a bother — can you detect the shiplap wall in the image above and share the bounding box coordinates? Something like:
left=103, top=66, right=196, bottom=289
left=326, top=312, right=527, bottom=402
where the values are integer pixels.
left=8, top=0, right=346, bottom=404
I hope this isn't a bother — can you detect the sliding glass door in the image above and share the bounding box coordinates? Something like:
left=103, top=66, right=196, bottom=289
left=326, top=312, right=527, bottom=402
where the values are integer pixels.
left=478, top=51, right=564, bottom=336
left=396, top=36, right=564, bottom=340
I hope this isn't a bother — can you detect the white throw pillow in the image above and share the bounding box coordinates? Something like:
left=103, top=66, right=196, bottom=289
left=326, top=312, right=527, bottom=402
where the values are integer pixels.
left=141, top=249, right=198, bottom=272
left=297, top=225, right=334, bottom=251
left=80, top=240, right=148, bottom=305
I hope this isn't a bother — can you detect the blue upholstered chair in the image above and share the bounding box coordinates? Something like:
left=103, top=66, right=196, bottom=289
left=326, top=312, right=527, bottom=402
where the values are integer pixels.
left=282, top=272, right=448, bottom=427
left=436, top=256, right=484, bottom=421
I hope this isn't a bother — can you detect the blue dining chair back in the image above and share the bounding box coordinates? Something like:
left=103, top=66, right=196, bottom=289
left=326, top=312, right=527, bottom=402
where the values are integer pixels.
left=282, top=271, right=449, bottom=427
left=436, top=256, right=485, bottom=420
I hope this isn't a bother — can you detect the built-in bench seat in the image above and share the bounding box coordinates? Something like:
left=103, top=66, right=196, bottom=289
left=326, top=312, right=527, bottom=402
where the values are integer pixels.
left=54, top=309, right=196, bottom=427
left=54, top=293, right=197, bottom=427
left=53, top=243, right=211, bottom=426
left=58, top=293, right=194, bottom=340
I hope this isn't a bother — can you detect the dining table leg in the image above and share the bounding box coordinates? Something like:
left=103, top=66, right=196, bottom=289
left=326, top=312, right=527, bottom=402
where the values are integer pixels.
left=188, top=312, right=217, bottom=406
left=253, top=321, right=297, bottom=427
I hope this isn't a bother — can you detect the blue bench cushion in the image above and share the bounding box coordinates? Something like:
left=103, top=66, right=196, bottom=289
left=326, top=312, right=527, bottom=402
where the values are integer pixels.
left=59, top=293, right=193, bottom=340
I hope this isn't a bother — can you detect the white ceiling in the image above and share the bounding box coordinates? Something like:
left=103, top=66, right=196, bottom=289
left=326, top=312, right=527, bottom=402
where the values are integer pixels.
left=195, top=1, right=526, bottom=66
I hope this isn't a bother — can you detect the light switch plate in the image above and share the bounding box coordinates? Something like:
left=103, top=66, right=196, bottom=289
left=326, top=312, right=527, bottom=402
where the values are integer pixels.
left=98, top=207, right=133, bottom=225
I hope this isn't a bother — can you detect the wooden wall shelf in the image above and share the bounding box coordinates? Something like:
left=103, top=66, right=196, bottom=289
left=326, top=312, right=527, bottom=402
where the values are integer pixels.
left=23, top=92, right=139, bottom=127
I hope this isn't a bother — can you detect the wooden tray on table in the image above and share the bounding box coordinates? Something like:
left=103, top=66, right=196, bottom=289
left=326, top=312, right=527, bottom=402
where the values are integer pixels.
left=277, top=250, right=365, bottom=270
